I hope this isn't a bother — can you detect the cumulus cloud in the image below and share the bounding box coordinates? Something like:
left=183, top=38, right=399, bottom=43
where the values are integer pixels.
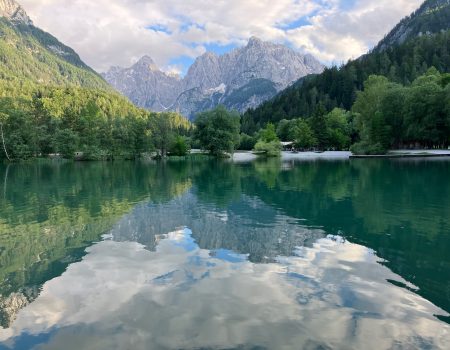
left=287, top=0, right=423, bottom=63
left=19, top=0, right=423, bottom=72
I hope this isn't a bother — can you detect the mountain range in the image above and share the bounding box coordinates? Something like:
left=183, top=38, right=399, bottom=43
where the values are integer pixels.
left=1, top=0, right=325, bottom=119
left=103, top=38, right=325, bottom=119
left=1, top=0, right=449, bottom=125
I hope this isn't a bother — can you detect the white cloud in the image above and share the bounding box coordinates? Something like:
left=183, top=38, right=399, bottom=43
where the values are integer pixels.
left=19, top=0, right=423, bottom=72
left=287, top=0, right=423, bottom=63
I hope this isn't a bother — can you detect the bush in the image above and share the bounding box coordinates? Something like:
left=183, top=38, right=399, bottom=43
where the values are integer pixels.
left=239, top=133, right=257, bottom=150
left=169, top=136, right=190, bottom=156
left=254, top=140, right=282, bottom=157
left=82, top=147, right=111, bottom=161
left=350, top=141, right=387, bottom=155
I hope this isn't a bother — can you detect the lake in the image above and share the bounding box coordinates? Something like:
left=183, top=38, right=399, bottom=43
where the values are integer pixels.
left=0, top=158, right=449, bottom=349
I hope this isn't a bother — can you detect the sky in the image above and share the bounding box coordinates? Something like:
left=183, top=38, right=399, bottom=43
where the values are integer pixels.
left=20, top=0, right=423, bottom=74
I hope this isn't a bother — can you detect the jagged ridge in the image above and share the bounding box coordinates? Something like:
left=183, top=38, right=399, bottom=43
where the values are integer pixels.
left=103, top=37, right=325, bottom=119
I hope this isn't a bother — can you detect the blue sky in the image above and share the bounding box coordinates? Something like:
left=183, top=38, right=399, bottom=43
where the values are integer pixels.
left=21, top=0, right=423, bottom=73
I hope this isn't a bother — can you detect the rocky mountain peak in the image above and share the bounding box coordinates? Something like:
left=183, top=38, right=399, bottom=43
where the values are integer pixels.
left=133, top=55, right=160, bottom=71
left=183, top=51, right=221, bottom=91
left=200, top=51, right=218, bottom=59
left=0, top=0, right=32, bottom=25
left=105, top=37, right=325, bottom=119
left=247, top=36, right=264, bottom=47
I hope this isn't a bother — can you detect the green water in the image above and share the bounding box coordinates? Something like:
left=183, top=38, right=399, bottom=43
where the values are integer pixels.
left=0, top=158, right=449, bottom=349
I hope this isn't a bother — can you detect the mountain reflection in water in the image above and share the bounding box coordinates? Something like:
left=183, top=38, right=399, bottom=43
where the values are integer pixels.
left=0, top=159, right=449, bottom=349
left=1, top=227, right=448, bottom=350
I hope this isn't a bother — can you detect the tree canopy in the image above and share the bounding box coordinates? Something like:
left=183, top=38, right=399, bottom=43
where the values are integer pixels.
left=194, top=106, right=241, bottom=156
left=351, top=69, right=450, bottom=154
left=0, top=81, right=190, bottom=160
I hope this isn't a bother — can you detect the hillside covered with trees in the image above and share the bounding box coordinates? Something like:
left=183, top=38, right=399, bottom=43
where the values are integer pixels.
left=0, top=18, right=109, bottom=89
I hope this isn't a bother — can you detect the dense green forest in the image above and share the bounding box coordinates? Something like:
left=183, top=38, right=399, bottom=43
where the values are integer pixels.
left=351, top=69, right=450, bottom=153
left=241, top=0, right=450, bottom=153
left=0, top=80, right=191, bottom=161
left=238, top=15, right=450, bottom=155
left=9, top=66, right=439, bottom=160
left=251, top=69, right=449, bottom=154
left=194, top=106, right=241, bottom=156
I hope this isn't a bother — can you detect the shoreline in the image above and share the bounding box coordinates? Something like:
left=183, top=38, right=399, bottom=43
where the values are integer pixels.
left=3, top=150, right=450, bottom=163
left=350, top=150, right=450, bottom=159
left=350, top=154, right=450, bottom=159
left=232, top=150, right=450, bottom=162
left=232, top=151, right=352, bottom=162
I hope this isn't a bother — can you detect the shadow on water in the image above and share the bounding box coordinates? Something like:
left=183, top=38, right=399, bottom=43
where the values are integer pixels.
left=0, top=157, right=449, bottom=347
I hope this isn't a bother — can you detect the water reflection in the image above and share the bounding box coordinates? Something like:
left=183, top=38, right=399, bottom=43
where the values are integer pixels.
left=0, top=161, right=193, bottom=328
left=1, top=228, right=448, bottom=349
left=0, top=158, right=449, bottom=349
left=110, top=193, right=323, bottom=262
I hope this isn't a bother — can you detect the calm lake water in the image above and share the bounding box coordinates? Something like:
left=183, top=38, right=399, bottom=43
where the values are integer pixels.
left=0, top=158, right=449, bottom=349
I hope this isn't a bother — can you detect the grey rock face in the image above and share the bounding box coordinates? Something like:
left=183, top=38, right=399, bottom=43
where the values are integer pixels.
left=0, top=0, right=32, bottom=25
left=104, top=37, right=325, bottom=119
left=103, top=56, right=182, bottom=111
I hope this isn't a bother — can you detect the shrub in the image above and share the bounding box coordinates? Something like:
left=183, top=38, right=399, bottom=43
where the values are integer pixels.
left=239, top=133, right=257, bottom=150
left=254, top=140, right=282, bottom=157
left=169, top=136, right=190, bottom=156
left=350, top=141, right=387, bottom=155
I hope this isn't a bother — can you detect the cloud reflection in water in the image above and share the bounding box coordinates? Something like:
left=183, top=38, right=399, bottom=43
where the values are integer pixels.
left=0, top=228, right=448, bottom=350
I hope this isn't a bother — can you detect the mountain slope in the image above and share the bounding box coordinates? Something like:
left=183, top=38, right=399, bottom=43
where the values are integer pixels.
left=0, top=0, right=110, bottom=89
left=375, top=0, right=450, bottom=51
left=242, top=0, right=450, bottom=133
left=103, top=37, right=325, bottom=119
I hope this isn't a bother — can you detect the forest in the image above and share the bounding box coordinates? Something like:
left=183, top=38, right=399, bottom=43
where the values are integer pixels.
left=1, top=68, right=449, bottom=160
left=0, top=80, right=191, bottom=161
left=262, top=69, right=450, bottom=155
left=0, top=17, right=194, bottom=161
